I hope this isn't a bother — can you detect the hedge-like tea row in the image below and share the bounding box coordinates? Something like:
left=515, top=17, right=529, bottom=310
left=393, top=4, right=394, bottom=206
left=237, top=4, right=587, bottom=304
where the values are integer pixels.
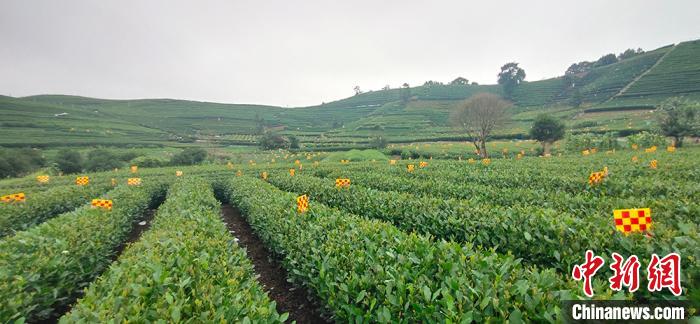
left=0, top=182, right=167, bottom=322
left=312, top=167, right=700, bottom=230
left=61, top=177, right=286, bottom=323
left=268, top=172, right=699, bottom=300
left=221, top=176, right=577, bottom=322
left=268, top=173, right=698, bottom=273
left=0, top=184, right=111, bottom=238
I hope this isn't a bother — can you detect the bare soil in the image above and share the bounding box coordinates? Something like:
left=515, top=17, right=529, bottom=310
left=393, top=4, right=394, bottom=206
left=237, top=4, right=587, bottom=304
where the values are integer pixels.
left=220, top=204, right=331, bottom=324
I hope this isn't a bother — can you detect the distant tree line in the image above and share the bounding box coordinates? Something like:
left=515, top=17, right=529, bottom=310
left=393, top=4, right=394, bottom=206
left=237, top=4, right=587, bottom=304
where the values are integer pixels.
left=53, top=147, right=209, bottom=174
left=0, top=148, right=45, bottom=178
left=0, top=147, right=212, bottom=178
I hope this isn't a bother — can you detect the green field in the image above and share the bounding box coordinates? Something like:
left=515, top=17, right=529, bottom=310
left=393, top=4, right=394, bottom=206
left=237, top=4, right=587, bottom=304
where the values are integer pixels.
left=0, top=146, right=697, bottom=322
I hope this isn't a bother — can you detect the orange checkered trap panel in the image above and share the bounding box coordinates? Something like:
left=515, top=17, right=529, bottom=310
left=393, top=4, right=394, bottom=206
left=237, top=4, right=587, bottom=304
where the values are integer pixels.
left=588, top=171, right=605, bottom=185
left=296, top=194, right=309, bottom=213
left=335, top=178, right=351, bottom=188
left=127, top=178, right=142, bottom=186
left=76, top=176, right=89, bottom=186
left=1, top=192, right=25, bottom=203
left=91, top=199, right=113, bottom=210
left=614, top=208, right=651, bottom=233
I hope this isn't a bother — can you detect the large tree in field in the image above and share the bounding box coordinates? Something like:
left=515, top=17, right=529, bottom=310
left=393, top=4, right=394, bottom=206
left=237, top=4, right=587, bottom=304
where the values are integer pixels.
left=530, top=114, right=566, bottom=155
left=451, top=93, right=511, bottom=158
left=656, top=97, right=698, bottom=147
left=497, top=62, right=526, bottom=98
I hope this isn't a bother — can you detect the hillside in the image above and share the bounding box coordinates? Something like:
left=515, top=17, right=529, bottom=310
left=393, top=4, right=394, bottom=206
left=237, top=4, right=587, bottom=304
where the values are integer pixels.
left=2, top=39, right=700, bottom=148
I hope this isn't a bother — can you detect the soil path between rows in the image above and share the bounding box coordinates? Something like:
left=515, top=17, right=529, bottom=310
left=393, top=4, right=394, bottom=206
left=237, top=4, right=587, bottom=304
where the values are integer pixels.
left=220, top=204, right=331, bottom=324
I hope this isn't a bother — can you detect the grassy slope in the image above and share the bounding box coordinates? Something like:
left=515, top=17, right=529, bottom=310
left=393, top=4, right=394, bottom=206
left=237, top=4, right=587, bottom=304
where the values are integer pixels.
left=3, top=40, right=699, bottom=147
left=601, top=39, right=700, bottom=108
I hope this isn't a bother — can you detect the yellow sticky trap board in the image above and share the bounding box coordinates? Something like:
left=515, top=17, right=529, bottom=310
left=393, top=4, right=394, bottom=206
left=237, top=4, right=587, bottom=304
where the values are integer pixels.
left=632, top=144, right=638, bottom=150
left=419, top=161, right=428, bottom=168
left=588, top=171, right=605, bottom=185
left=127, top=178, right=142, bottom=186
left=649, top=160, right=658, bottom=169
left=76, top=176, right=89, bottom=186
left=289, top=169, right=295, bottom=176
left=111, top=178, right=117, bottom=186
left=91, top=199, right=113, bottom=210
left=667, top=146, right=676, bottom=152
left=261, top=172, right=268, bottom=180
left=236, top=170, right=242, bottom=177
left=296, top=194, right=309, bottom=213
left=482, top=159, right=491, bottom=165
left=613, top=208, right=651, bottom=233
left=176, top=170, right=183, bottom=177
left=295, top=160, right=301, bottom=165
left=335, top=178, right=350, bottom=188
left=591, top=148, right=598, bottom=154
left=1, top=192, right=25, bottom=203
left=582, top=150, right=590, bottom=156
left=468, top=158, right=475, bottom=164
left=645, top=146, right=657, bottom=153
left=407, top=164, right=415, bottom=172
left=389, top=159, right=397, bottom=165
left=516, top=153, right=523, bottom=159
left=36, top=175, right=50, bottom=183
left=130, top=165, right=138, bottom=173
left=227, top=162, right=234, bottom=169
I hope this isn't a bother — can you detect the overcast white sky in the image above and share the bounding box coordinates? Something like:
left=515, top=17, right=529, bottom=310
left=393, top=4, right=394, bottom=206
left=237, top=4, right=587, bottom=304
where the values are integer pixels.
left=1, top=1, right=698, bottom=107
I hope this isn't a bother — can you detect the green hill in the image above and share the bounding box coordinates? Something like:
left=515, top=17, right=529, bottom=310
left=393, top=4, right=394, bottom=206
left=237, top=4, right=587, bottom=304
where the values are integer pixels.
left=3, top=39, right=700, bottom=148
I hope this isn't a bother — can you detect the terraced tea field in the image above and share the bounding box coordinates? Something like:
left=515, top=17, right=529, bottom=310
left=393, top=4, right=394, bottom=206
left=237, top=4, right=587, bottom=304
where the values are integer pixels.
left=0, top=146, right=697, bottom=322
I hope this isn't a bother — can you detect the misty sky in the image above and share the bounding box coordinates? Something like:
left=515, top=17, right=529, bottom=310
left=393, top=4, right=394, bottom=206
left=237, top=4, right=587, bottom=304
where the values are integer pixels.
left=1, top=1, right=699, bottom=107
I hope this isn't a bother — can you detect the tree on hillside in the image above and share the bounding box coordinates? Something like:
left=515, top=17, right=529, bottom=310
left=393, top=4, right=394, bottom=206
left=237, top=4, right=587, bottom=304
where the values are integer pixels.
left=594, top=53, right=618, bottom=67
left=497, top=63, right=526, bottom=99
left=288, top=135, right=300, bottom=149
left=656, top=97, right=699, bottom=147
left=85, top=149, right=122, bottom=171
left=565, top=61, right=593, bottom=76
left=171, top=148, right=208, bottom=165
left=570, top=89, right=583, bottom=108
left=254, top=113, right=265, bottom=134
left=450, top=93, right=511, bottom=158
left=259, top=132, right=287, bottom=150
left=450, top=77, right=469, bottom=86
left=400, top=83, right=411, bottom=103
left=353, top=85, right=362, bottom=95
left=370, top=135, right=388, bottom=149
left=423, top=80, right=443, bottom=86
left=618, top=48, right=644, bottom=60
left=54, top=149, right=83, bottom=174
left=530, top=114, right=566, bottom=155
